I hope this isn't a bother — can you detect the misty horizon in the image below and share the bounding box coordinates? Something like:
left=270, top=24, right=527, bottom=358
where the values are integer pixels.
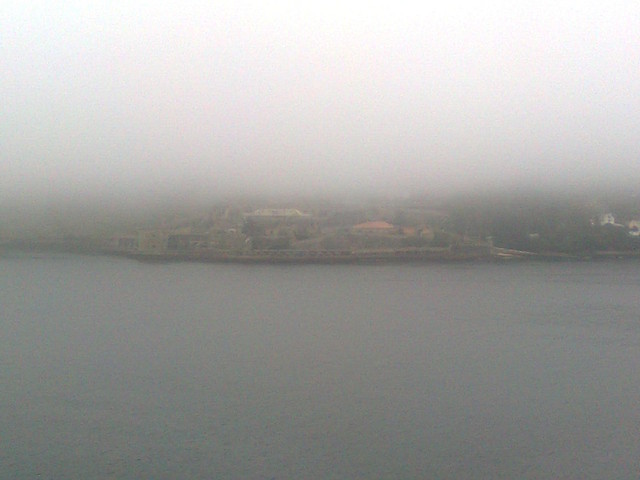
left=3, top=3, right=640, bottom=206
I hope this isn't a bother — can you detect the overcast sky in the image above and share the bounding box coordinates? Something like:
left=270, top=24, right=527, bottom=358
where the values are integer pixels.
left=2, top=1, right=639, bottom=204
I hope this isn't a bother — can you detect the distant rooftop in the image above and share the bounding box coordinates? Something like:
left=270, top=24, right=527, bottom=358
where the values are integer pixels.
left=246, top=209, right=310, bottom=217
left=352, top=221, right=395, bottom=230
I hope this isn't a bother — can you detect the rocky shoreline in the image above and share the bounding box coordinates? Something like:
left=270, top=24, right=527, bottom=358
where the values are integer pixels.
left=107, top=247, right=640, bottom=264
left=122, top=247, right=486, bottom=264
left=4, top=243, right=640, bottom=264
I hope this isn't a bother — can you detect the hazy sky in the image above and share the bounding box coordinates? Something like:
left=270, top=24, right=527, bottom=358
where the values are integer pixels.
left=2, top=2, right=640, bottom=204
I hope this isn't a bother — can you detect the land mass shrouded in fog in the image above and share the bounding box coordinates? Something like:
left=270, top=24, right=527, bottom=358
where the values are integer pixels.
left=2, top=188, right=640, bottom=262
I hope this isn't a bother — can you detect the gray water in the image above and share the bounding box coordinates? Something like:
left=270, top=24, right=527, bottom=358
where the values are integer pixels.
left=1, top=254, right=639, bottom=479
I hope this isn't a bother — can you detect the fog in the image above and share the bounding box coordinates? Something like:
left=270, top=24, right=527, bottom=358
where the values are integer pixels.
left=2, top=2, right=640, bottom=206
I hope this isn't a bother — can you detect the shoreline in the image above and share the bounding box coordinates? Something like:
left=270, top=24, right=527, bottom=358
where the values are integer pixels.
left=4, top=244, right=640, bottom=264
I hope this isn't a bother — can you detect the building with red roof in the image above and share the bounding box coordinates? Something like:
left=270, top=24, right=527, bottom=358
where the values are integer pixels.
left=352, top=221, right=396, bottom=234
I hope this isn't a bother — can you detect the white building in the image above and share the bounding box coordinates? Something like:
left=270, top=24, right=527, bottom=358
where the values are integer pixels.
left=598, top=213, right=616, bottom=226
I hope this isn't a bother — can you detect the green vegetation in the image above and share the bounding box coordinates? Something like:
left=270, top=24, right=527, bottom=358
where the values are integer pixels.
left=446, top=193, right=640, bottom=254
left=3, top=190, right=639, bottom=258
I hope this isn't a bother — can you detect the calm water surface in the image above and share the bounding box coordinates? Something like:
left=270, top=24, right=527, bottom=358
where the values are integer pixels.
left=1, top=254, right=639, bottom=479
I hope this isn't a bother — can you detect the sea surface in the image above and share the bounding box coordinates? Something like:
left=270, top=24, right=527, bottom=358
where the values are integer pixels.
left=1, top=253, right=639, bottom=479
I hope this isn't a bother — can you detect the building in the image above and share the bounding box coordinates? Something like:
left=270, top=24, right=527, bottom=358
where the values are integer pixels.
left=352, top=221, right=396, bottom=235
left=138, top=230, right=168, bottom=252
left=245, top=208, right=310, bottom=219
left=109, top=235, right=138, bottom=251
left=598, top=213, right=616, bottom=226
left=244, top=208, right=316, bottom=240
left=166, top=232, right=210, bottom=251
